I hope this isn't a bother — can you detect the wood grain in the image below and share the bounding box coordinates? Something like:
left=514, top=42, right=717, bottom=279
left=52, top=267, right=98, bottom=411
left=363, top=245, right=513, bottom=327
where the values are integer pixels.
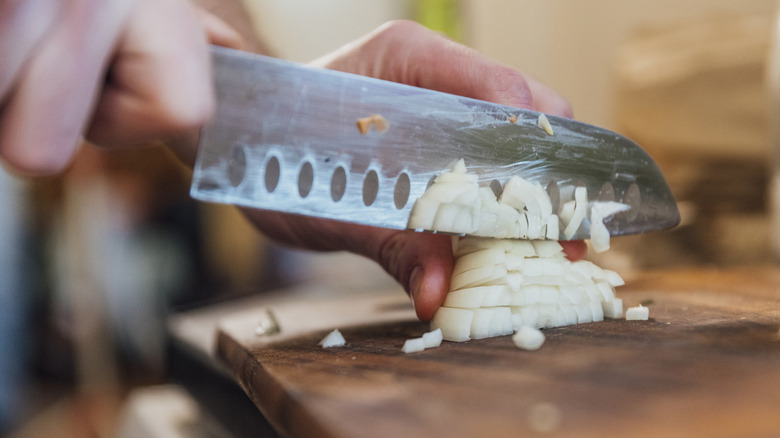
left=217, top=267, right=780, bottom=438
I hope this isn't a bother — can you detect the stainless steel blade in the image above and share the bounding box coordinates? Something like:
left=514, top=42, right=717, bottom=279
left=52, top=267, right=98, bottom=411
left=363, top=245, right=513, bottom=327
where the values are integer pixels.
left=191, top=46, right=679, bottom=240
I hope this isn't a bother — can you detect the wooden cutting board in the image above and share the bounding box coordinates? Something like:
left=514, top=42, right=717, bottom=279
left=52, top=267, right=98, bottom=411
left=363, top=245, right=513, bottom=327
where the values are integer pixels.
left=216, top=267, right=780, bottom=438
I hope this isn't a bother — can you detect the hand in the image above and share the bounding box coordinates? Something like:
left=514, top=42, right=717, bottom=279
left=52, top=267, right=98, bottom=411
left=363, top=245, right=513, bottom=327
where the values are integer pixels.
left=242, top=20, right=585, bottom=320
left=0, top=0, right=242, bottom=175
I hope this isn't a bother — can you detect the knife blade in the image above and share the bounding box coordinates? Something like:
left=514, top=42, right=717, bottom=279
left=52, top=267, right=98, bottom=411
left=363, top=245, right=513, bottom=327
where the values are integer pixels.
left=190, top=46, right=679, bottom=240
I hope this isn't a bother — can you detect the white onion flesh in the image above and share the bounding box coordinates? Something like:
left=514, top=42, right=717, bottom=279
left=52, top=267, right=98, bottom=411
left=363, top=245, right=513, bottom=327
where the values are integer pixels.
left=319, top=329, right=346, bottom=348
left=537, top=113, right=554, bottom=136
left=563, top=186, right=587, bottom=239
left=625, top=305, right=649, bottom=320
left=409, top=159, right=628, bottom=349
left=601, top=299, right=623, bottom=319
left=434, top=235, right=625, bottom=342
left=402, top=328, right=444, bottom=354
left=402, top=338, right=426, bottom=354
left=513, top=326, right=546, bottom=350
left=590, top=202, right=630, bottom=253
left=422, top=328, right=443, bottom=348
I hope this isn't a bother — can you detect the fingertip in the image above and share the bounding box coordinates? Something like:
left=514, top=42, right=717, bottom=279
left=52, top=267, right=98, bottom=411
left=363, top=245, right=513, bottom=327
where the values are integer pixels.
left=0, top=123, right=78, bottom=176
left=561, top=240, right=587, bottom=261
left=411, top=266, right=449, bottom=321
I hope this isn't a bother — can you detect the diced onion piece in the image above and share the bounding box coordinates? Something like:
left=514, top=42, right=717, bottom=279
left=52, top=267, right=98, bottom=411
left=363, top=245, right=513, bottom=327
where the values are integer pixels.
left=558, top=305, right=579, bottom=326
left=558, top=285, right=588, bottom=305
left=402, top=328, right=443, bottom=353
left=435, top=171, right=478, bottom=184
left=453, top=247, right=506, bottom=276
left=450, top=264, right=507, bottom=291
left=523, top=258, right=564, bottom=276
left=537, top=113, right=554, bottom=136
left=601, top=298, right=623, bottom=319
left=481, top=285, right=512, bottom=306
left=422, top=328, right=443, bottom=348
left=589, top=201, right=630, bottom=253
left=513, top=326, right=546, bottom=350
left=500, top=176, right=553, bottom=218
left=590, top=215, right=611, bottom=253
left=470, top=308, right=497, bottom=339
left=402, top=337, right=426, bottom=354
left=545, top=214, right=560, bottom=240
left=449, top=158, right=467, bottom=174
left=432, top=203, right=477, bottom=234
left=443, top=285, right=503, bottom=308
left=488, top=307, right=515, bottom=338
left=590, top=301, right=604, bottom=322
left=431, top=307, right=473, bottom=342
left=319, top=329, right=346, bottom=348
left=531, top=240, right=564, bottom=258
left=503, top=253, right=525, bottom=271
left=595, top=282, right=616, bottom=301
left=602, top=269, right=625, bottom=287
left=563, top=186, right=587, bottom=239
left=575, top=303, right=593, bottom=323
left=423, top=182, right=478, bottom=204
left=626, top=304, right=649, bottom=320
left=559, top=200, right=575, bottom=224
left=407, top=198, right=439, bottom=230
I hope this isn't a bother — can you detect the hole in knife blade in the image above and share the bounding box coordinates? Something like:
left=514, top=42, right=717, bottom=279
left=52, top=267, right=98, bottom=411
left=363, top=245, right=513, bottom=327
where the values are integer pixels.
left=331, top=166, right=347, bottom=202
left=363, top=170, right=379, bottom=206
left=394, top=172, right=410, bottom=209
left=599, top=182, right=615, bottom=202
left=228, top=145, right=246, bottom=187
left=298, top=161, right=314, bottom=198
left=264, top=156, right=280, bottom=193
left=489, top=179, right=503, bottom=198
left=623, top=183, right=641, bottom=221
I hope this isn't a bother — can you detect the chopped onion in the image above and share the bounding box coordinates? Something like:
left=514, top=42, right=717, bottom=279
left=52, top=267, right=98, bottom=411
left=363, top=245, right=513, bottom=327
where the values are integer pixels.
left=453, top=247, right=506, bottom=276
left=563, top=186, right=587, bottom=239
left=537, top=113, right=554, bottom=136
left=590, top=201, right=630, bottom=253
left=422, top=328, right=443, bottom=348
left=319, top=329, right=346, bottom=348
left=409, top=159, right=629, bottom=348
left=626, top=304, right=649, bottom=320
left=402, top=328, right=443, bottom=354
left=601, top=298, right=623, bottom=319
left=431, top=307, right=473, bottom=342
left=513, top=326, right=546, bottom=350
left=402, top=337, right=426, bottom=354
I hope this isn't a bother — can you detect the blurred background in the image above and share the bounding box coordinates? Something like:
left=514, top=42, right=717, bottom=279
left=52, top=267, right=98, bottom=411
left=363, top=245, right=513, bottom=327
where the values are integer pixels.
left=3, top=0, right=779, bottom=436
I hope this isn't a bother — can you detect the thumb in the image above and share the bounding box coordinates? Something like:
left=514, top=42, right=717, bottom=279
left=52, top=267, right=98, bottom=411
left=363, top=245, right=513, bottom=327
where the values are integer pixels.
left=242, top=209, right=453, bottom=321
left=374, top=231, right=453, bottom=321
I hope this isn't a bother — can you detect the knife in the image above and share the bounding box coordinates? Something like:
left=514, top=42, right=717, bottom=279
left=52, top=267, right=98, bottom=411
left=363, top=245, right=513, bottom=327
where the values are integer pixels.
left=190, top=46, right=679, bottom=240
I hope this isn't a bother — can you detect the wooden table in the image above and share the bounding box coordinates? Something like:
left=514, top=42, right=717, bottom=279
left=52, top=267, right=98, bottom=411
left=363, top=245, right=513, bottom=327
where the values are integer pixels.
left=173, top=267, right=780, bottom=438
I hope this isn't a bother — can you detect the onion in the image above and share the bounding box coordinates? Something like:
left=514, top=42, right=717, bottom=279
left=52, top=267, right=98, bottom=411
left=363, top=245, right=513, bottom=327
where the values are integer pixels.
left=402, top=328, right=444, bottom=354
left=319, top=329, right=346, bottom=348
left=513, top=326, right=546, bottom=350
left=408, top=159, right=628, bottom=348
left=422, top=328, right=443, bottom=348
left=537, top=113, right=554, bottom=136
left=590, top=201, right=630, bottom=253
left=563, top=186, right=587, bottom=239
left=402, top=338, right=426, bottom=354
left=625, top=305, right=649, bottom=320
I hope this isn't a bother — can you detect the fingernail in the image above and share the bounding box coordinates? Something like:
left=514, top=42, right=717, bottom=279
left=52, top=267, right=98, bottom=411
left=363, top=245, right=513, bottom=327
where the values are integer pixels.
left=409, top=266, right=423, bottom=305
